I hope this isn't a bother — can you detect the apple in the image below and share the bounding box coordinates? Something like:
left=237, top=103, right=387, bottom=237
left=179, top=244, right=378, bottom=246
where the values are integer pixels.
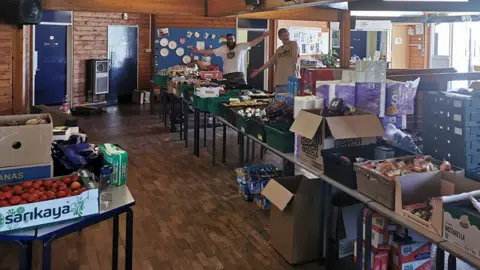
left=70, top=182, right=82, bottom=191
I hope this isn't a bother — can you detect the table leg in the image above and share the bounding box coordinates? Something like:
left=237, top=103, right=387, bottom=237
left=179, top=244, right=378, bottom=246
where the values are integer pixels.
left=436, top=246, right=445, bottom=270
left=324, top=183, right=333, bottom=269
left=184, top=101, right=189, bottom=148
left=356, top=205, right=366, bottom=270
left=163, top=90, right=167, bottom=127
left=239, top=133, right=245, bottom=167
left=179, top=113, right=183, bottom=140
left=252, top=142, right=255, bottom=161
left=112, top=215, right=119, bottom=270
left=364, top=209, right=373, bottom=270
left=204, top=113, right=207, bottom=147
left=283, top=159, right=295, bottom=176
left=260, top=146, right=264, bottom=160
left=237, top=132, right=240, bottom=145
left=125, top=208, right=134, bottom=270
left=212, top=117, right=216, bottom=167
left=448, top=253, right=456, bottom=270
left=246, top=139, right=250, bottom=162
left=41, top=236, right=54, bottom=270
left=318, top=181, right=327, bottom=264
left=222, top=124, right=226, bottom=164
left=170, top=96, right=176, bottom=133
left=194, top=109, right=200, bottom=157
left=14, top=240, right=31, bottom=270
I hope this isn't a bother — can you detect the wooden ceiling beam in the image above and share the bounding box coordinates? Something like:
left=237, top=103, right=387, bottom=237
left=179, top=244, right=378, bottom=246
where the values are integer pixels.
left=208, top=0, right=347, bottom=17
left=235, top=7, right=339, bottom=22
left=43, top=0, right=204, bottom=16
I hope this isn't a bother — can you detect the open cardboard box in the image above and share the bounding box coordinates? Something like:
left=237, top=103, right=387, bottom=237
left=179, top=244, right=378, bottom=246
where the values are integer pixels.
left=261, top=175, right=322, bottom=265
left=0, top=114, right=53, bottom=168
left=290, top=109, right=384, bottom=171
left=394, top=170, right=480, bottom=236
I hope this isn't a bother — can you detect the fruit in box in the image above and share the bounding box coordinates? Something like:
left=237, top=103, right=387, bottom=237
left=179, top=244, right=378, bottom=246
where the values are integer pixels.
left=0, top=171, right=99, bottom=232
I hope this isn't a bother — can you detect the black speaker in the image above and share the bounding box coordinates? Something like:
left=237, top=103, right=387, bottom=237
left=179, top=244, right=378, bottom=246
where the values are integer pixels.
left=0, top=0, right=42, bottom=25
left=351, top=16, right=357, bottom=30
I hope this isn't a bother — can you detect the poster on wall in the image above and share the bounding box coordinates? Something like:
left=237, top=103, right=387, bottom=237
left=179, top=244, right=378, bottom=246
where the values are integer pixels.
left=157, top=28, right=169, bottom=37
left=288, top=27, right=326, bottom=56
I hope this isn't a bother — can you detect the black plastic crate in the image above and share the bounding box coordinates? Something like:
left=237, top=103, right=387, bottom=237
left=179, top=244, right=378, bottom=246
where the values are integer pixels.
left=322, top=143, right=414, bottom=189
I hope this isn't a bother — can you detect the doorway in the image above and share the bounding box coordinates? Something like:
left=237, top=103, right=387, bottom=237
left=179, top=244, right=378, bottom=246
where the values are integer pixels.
left=247, top=30, right=266, bottom=89
left=34, top=24, right=68, bottom=105
left=107, top=26, right=138, bottom=105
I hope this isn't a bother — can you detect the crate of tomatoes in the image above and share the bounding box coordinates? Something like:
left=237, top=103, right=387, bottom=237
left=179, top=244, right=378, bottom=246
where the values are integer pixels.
left=0, top=169, right=99, bottom=232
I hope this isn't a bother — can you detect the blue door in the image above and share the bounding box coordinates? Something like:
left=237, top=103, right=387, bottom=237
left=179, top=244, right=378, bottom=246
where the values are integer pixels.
left=350, top=31, right=367, bottom=60
left=35, top=25, right=67, bottom=105
left=108, top=26, right=138, bottom=105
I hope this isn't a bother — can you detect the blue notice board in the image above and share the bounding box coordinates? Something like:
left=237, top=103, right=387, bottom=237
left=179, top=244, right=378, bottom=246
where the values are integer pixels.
left=154, top=27, right=236, bottom=73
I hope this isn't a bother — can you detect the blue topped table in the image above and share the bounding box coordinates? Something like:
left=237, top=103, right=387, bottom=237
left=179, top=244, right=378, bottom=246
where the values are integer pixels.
left=0, top=185, right=135, bottom=270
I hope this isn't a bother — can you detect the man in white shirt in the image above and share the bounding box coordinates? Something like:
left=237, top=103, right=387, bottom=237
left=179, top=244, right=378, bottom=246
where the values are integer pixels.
left=190, top=32, right=269, bottom=85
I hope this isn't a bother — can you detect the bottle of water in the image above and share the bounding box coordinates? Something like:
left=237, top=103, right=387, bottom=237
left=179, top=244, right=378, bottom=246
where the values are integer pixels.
left=99, top=165, right=113, bottom=208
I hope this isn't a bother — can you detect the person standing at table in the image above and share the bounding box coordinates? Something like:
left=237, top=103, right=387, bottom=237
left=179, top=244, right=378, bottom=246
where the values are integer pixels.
left=190, top=32, right=270, bottom=85
left=250, top=28, right=300, bottom=93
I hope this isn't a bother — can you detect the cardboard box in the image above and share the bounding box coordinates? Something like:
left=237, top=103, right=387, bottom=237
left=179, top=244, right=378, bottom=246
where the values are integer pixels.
left=99, top=144, right=128, bottom=186
left=53, top=126, right=73, bottom=141
left=0, top=173, right=98, bottom=232
left=395, top=171, right=480, bottom=236
left=200, top=71, right=222, bottom=80
left=392, top=239, right=431, bottom=270
left=261, top=175, right=322, bottom=264
left=132, top=90, right=151, bottom=104
left=289, top=109, right=384, bottom=171
left=362, top=209, right=392, bottom=248
left=354, top=241, right=390, bottom=270
left=443, top=192, right=480, bottom=259
left=0, top=162, right=53, bottom=184
left=0, top=114, right=53, bottom=168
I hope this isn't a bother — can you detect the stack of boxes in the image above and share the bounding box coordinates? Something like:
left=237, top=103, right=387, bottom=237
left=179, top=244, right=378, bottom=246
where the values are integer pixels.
left=312, top=61, right=419, bottom=131
left=423, top=91, right=480, bottom=172
left=0, top=114, right=54, bottom=183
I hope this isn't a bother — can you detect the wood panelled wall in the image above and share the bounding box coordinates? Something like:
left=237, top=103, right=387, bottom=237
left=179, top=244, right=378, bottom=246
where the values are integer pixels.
left=154, top=15, right=236, bottom=29
left=72, top=12, right=151, bottom=105
left=0, top=25, right=13, bottom=115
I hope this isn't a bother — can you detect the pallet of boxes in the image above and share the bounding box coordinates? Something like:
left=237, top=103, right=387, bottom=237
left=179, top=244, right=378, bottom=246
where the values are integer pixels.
left=0, top=114, right=99, bottom=232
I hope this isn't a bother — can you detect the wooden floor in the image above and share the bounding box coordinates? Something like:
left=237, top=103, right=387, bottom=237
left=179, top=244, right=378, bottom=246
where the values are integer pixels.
left=0, top=105, right=326, bottom=270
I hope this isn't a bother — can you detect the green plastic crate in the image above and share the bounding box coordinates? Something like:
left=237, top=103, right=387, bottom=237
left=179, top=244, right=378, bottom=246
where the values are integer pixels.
left=178, top=85, right=194, bottom=100
left=245, top=118, right=267, bottom=142
left=224, top=107, right=241, bottom=126
left=197, top=97, right=210, bottom=111
left=236, top=115, right=248, bottom=132
left=153, top=75, right=168, bottom=86
left=265, top=123, right=294, bottom=153
left=208, top=97, right=231, bottom=116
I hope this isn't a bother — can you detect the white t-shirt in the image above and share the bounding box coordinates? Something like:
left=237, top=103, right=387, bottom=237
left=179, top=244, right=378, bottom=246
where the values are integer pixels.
left=213, top=43, right=251, bottom=75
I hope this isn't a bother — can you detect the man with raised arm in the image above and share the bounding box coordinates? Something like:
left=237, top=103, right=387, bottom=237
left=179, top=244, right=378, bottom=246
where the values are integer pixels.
left=190, top=31, right=270, bottom=85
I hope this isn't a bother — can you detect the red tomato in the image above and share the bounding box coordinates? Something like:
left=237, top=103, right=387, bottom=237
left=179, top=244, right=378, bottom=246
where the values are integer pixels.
left=33, top=181, right=42, bottom=189
left=21, top=181, right=33, bottom=189
left=56, top=191, right=67, bottom=198
left=27, top=188, right=35, bottom=194
left=34, top=190, right=44, bottom=197
left=38, top=187, right=45, bottom=191
left=19, top=200, right=28, bottom=205
left=13, top=185, right=24, bottom=196
left=43, top=179, right=53, bottom=187
left=3, top=191, right=13, bottom=199
left=51, top=183, right=58, bottom=189
left=0, top=200, right=9, bottom=207
left=63, top=177, right=73, bottom=186
left=0, top=186, right=11, bottom=192
left=27, top=194, right=38, bottom=203
left=58, top=184, right=67, bottom=191
left=79, top=187, right=88, bottom=193
left=72, top=175, right=80, bottom=182
left=39, top=195, right=48, bottom=202
left=70, top=182, right=82, bottom=191
left=50, top=188, right=58, bottom=193
left=45, top=191, right=56, bottom=200
left=9, top=196, right=21, bottom=205
left=0, top=192, right=5, bottom=201
left=21, top=193, right=30, bottom=201
left=71, top=190, right=81, bottom=196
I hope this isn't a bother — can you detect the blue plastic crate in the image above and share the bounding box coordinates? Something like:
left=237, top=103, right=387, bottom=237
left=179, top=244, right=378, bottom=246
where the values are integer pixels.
left=424, top=91, right=480, bottom=127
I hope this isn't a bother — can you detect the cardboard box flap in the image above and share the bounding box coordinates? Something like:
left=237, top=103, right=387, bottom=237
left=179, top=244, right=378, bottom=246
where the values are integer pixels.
left=325, top=114, right=385, bottom=140
left=289, top=110, right=324, bottom=139
left=261, top=180, right=294, bottom=211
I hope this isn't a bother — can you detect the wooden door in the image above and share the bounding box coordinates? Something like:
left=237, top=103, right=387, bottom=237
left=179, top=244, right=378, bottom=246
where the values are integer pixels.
left=391, top=25, right=409, bottom=69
